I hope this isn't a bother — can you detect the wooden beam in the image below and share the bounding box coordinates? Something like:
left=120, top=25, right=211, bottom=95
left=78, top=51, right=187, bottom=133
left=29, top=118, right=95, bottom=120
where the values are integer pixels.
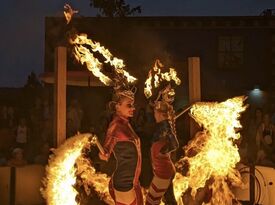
left=54, top=47, right=67, bottom=147
left=188, top=57, right=201, bottom=138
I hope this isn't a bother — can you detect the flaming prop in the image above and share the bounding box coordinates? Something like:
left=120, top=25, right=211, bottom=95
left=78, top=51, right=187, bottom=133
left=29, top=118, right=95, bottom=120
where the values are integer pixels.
left=144, top=59, right=181, bottom=98
left=64, top=3, right=136, bottom=86
left=41, top=133, right=113, bottom=205
left=70, top=33, right=136, bottom=86
left=64, top=4, right=78, bottom=24
left=173, top=96, right=248, bottom=204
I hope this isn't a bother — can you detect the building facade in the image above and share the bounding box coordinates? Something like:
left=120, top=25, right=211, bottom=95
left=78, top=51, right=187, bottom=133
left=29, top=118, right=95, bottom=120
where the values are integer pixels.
left=45, top=16, right=275, bottom=108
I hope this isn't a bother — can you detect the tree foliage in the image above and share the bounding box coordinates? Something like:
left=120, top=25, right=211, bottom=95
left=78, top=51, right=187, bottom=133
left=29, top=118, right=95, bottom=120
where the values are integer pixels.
left=90, top=0, right=141, bottom=17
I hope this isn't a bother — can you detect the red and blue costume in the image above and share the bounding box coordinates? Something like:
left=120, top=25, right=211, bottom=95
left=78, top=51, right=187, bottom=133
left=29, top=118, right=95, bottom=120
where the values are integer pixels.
left=146, top=120, right=179, bottom=205
left=102, top=115, right=143, bottom=205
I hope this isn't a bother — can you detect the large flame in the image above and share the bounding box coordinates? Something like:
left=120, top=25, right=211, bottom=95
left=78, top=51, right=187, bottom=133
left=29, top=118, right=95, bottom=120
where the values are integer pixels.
left=173, top=96, right=247, bottom=205
left=70, top=34, right=136, bottom=85
left=144, top=59, right=181, bottom=98
left=41, top=133, right=113, bottom=205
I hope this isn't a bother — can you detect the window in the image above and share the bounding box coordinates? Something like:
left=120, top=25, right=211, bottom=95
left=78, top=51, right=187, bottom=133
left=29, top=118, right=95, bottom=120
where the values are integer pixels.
left=218, top=36, right=244, bottom=69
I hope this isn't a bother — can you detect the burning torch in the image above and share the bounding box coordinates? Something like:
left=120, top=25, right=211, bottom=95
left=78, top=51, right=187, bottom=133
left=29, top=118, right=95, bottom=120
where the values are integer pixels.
left=89, top=134, right=105, bottom=155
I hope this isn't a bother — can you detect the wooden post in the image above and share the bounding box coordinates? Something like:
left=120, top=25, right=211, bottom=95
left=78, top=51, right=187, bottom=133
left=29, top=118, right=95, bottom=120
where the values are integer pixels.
left=54, top=47, right=67, bottom=147
left=188, top=57, right=201, bottom=138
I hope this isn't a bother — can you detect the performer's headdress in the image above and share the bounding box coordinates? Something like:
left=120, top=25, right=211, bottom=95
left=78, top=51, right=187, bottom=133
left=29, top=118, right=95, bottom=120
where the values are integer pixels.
left=111, top=72, right=137, bottom=102
left=144, top=59, right=182, bottom=134
left=144, top=59, right=181, bottom=109
left=107, top=72, right=137, bottom=114
left=65, top=5, right=137, bottom=103
left=66, top=10, right=138, bottom=106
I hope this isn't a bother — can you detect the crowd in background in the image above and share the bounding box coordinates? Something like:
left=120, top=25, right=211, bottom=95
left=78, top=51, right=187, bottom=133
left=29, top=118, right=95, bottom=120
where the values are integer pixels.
left=0, top=97, right=52, bottom=167
left=239, top=105, right=275, bottom=166
left=0, top=94, right=275, bottom=171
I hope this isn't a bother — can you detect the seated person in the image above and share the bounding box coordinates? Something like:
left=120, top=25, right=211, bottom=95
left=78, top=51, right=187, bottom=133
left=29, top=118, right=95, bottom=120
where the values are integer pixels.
left=8, top=148, right=27, bottom=167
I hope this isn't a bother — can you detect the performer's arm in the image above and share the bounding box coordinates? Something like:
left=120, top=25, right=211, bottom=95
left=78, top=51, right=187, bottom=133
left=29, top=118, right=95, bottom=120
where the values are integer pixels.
left=99, top=125, right=117, bottom=161
left=160, top=130, right=179, bottom=154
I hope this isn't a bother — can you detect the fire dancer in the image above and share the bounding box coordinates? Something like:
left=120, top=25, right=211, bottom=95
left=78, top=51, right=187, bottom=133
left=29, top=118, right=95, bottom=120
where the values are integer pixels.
left=145, top=85, right=179, bottom=205
left=143, top=60, right=181, bottom=205
left=69, top=21, right=141, bottom=204
left=99, top=87, right=143, bottom=205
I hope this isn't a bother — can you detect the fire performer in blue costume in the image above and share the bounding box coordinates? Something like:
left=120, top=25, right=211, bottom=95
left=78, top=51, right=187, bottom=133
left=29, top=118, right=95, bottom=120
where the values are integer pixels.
left=146, top=85, right=179, bottom=205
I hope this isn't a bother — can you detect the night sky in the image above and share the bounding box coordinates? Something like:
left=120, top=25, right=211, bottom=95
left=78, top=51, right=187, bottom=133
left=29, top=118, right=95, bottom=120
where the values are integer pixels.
left=0, top=0, right=274, bottom=87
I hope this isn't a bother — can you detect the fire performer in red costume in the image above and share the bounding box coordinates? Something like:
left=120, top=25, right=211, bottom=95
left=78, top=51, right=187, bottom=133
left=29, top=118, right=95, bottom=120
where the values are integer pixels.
left=99, top=87, right=143, bottom=205
left=146, top=85, right=179, bottom=205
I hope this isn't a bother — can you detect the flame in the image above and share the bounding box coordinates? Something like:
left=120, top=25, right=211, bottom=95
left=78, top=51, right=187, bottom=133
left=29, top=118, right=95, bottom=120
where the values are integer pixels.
left=41, top=133, right=113, bottom=205
left=144, top=59, right=181, bottom=98
left=144, top=70, right=153, bottom=98
left=70, top=33, right=136, bottom=85
left=64, top=4, right=78, bottom=24
left=173, top=96, right=247, bottom=204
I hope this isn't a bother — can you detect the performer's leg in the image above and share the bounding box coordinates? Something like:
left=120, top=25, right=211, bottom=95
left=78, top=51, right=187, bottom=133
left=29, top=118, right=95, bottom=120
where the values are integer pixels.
left=116, top=199, right=137, bottom=205
left=109, top=180, right=138, bottom=205
left=115, top=184, right=144, bottom=205
left=135, top=184, right=144, bottom=205
left=114, top=188, right=136, bottom=205
left=146, top=175, right=171, bottom=205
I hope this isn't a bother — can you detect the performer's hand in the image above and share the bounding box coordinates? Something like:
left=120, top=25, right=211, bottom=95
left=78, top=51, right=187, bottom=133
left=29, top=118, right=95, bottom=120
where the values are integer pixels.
left=99, top=152, right=108, bottom=161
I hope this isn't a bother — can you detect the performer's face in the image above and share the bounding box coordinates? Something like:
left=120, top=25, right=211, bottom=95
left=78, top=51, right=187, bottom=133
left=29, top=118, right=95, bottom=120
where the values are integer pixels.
left=116, top=97, right=135, bottom=118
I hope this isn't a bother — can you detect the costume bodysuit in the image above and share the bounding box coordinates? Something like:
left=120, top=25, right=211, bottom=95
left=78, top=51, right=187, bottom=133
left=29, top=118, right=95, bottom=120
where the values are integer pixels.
left=103, top=115, right=143, bottom=205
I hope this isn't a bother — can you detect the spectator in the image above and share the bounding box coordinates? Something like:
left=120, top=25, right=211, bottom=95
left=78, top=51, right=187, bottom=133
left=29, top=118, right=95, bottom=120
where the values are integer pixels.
left=16, top=117, right=29, bottom=149
left=246, top=107, right=263, bottom=162
left=256, top=113, right=275, bottom=166
left=7, top=148, right=27, bottom=167
left=256, top=113, right=275, bottom=149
